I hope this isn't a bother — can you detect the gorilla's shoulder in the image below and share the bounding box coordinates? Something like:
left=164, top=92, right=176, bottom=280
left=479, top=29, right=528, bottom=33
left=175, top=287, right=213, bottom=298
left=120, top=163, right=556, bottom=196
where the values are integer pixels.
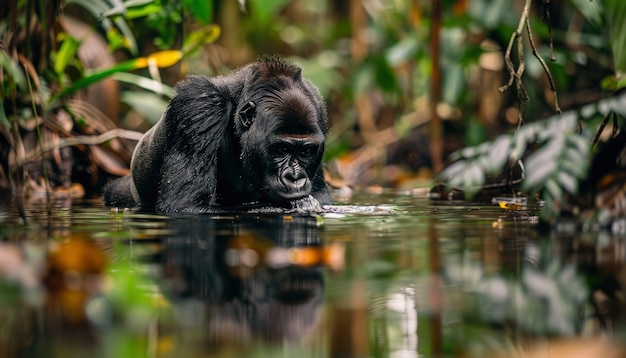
left=170, top=75, right=235, bottom=105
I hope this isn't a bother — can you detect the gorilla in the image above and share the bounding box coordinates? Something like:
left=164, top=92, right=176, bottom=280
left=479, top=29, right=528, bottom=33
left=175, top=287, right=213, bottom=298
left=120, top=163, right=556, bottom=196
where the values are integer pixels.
left=104, top=56, right=331, bottom=213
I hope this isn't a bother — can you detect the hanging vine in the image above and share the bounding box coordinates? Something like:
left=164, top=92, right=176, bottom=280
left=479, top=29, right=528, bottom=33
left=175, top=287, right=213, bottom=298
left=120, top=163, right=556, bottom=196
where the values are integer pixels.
left=499, top=0, right=561, bottom=121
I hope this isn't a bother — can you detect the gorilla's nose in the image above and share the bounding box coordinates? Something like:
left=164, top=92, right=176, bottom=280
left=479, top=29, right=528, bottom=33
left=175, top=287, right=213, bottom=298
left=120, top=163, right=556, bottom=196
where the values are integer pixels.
left=282, top=171, right=307, bottom=190
left=292, top=177, right=307, bottom=189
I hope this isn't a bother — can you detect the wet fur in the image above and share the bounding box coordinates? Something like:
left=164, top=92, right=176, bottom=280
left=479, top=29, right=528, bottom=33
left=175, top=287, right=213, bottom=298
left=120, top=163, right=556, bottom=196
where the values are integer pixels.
left=104, top=56, right=331, bottom=213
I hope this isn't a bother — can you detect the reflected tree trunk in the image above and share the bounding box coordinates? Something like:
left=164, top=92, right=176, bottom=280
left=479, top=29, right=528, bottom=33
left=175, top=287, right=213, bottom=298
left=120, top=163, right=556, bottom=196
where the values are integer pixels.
left=429, top=0, right=443, bottom=174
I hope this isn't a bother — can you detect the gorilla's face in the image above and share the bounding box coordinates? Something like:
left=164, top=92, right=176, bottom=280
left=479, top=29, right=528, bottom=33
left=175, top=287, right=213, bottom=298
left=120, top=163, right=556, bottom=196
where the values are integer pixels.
left=240, top=87, right=325, bottom=206
left=265, top=132, right=324, bottom=203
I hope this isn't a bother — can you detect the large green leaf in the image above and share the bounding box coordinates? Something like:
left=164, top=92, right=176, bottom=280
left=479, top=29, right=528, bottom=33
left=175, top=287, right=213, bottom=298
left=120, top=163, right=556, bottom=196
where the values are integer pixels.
left=570, top=0, right=604, bottom=27
left=523, top=136, right=563, bottom=191
left=441, top=105, right=595, bottom=214
left=50, top=50, right=182, bottom=104
left=111, top=73, right=174, bottom=98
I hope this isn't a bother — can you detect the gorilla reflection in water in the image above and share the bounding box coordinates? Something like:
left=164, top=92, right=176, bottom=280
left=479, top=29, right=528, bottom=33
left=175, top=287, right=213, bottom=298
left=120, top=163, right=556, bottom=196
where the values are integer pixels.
left=158, top=215, right=326, bottom=344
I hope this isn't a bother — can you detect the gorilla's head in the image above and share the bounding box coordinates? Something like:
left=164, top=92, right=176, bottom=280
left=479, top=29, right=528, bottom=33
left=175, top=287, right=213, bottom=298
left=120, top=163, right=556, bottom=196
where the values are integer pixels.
left=237, top=58, right=328, bottom=206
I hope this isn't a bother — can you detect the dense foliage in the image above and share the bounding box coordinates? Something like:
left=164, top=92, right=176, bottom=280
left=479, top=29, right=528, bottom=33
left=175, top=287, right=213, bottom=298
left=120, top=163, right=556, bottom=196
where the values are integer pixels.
left=2, top=0, right=626, bottom=221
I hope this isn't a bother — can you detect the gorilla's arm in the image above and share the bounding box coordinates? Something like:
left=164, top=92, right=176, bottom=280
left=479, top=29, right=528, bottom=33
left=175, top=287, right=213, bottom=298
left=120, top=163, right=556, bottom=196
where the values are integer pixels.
left=128, top=120, right=167, bottom=208
left=155, top=75, right=236, bottom=212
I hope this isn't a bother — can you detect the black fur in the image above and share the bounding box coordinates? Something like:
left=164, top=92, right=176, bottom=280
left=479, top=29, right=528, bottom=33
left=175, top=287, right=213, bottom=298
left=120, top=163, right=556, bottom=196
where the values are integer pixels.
left=104, top=56, right=331, bottom=213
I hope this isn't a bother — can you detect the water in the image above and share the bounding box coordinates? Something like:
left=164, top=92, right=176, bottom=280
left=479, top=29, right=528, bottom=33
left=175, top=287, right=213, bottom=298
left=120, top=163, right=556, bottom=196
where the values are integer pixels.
left=0, top=192, right=625, bottom=357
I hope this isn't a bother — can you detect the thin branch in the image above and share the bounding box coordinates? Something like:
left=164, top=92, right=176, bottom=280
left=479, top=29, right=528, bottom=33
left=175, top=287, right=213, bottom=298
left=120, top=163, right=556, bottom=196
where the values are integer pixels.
left=542, top=0, right=556, bottom=61
left=14, top=128, right=143, bottom=168
left=591, top=112, right=614, bottom=149
left=499, top=31, right=519, bottom=92
left=515, top=33, right=529, bottom=102
left=499, top=0, right=532, bottom=94
left=499, top=0, right=562, bottom=118
left=526, top=17, right=561, bottom=113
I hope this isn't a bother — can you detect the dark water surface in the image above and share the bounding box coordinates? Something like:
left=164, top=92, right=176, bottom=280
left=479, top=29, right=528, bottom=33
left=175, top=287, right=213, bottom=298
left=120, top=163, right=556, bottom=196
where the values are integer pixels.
left=0, top=192, right=625, bottom=357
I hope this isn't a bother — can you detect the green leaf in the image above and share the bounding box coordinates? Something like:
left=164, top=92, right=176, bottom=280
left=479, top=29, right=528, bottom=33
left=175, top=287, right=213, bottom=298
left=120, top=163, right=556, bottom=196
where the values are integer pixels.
left=120, top=91, right=169, bottom=125
left=510, top=133, right=528, bottom=161
left=567, top=133, right=590, bottom=154
left=517, top=122, right=540, bottom=143
left=442, top=161, right=467, bottom=182
left=449, top=149, right=464, bottom=162
left=386, top=37, right=420, bottom=66
left=54, top=36, right=82, bottom=75
left=464, top=116, right=487, bottom=147
left=106, top=28, right=128, bottom=52
left=111, top=73, right=174, bottom=98
left=124, top=0, right=156, bottom=6
left=442, top=63, right=464, bottom=105
left=125, top=3, right=163, bottom=19
left=545, top=178, right=563, bottom=201
left=374, top=57, right=398, bottom=94
left=51, top=51, right=181, bottom=103
left=248, top=0, right=290, bottom=25
left=51, top=61, right=136, bottom=102
left=461, top=145, right=478, bottom=159
left=605, top=0, right=626, bottom=76
left=183, top=0, right=213, bottom=25
left=66, top=0, right=138, bottom=54
left=483, top=0, right=510, bottom=29
left=570, top=0, right=604, bottom=27
left=182, top=25, right=221, bottom=56
left=112, top=17, right=139, bottom=55
left=352, top=62, right=375, bottom=95
left=100, top=0, right=162, bottom=19
left=564, top=147, right=584, bottom=168
left=486, top=135, right=511, bottom=174
left=557, top=171, right=577, bottom=195
left=560, top=160, right=586, bottom=180
left=522, top=136, right=562, bottom=192
left=0, top=51, right=27, bottom=91
left=464, top=162, right=485, bottom=195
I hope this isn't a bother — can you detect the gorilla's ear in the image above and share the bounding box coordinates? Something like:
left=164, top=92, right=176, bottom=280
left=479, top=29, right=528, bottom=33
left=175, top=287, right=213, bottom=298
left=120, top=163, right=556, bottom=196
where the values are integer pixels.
left=239, top=101, right=256, bottom=128
left=291, top=67, right=302, bottom=81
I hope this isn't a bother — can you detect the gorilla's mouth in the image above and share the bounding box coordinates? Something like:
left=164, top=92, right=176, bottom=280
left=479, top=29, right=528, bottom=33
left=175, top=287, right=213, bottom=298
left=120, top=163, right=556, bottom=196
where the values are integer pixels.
left=262, top=176, right=311, bottom=205
left=272, top=189, right=310, bottom=205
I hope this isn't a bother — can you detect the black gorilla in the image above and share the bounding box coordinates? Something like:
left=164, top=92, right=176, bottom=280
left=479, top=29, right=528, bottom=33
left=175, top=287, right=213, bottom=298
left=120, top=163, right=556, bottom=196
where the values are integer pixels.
left=104, top=56, right=331, bottom=213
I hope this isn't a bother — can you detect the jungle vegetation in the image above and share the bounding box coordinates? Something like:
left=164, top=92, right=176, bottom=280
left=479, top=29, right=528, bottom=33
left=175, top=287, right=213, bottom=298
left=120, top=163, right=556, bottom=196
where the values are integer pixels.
left=1, top=0, right=626, bottom=222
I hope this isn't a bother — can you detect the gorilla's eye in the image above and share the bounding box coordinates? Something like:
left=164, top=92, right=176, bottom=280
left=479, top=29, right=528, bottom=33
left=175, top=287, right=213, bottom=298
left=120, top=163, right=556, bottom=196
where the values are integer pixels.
left=274, top=143, right=292, bottom=155
left=299, top=146, right=317, bottom=157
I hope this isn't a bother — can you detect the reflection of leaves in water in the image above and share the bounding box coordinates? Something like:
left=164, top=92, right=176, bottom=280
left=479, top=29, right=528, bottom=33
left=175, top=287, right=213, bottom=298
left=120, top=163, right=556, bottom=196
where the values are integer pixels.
left=521, top=260, right=587, bottom=335
left=445, top=247, right=588, bottom=335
